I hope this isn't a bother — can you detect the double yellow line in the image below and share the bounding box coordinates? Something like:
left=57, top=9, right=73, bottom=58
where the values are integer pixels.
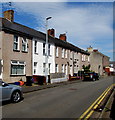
left=78, top=84, right=114, bottom=120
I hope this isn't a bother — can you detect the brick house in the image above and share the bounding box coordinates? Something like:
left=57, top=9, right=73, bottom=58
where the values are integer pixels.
left=0, top=10, right=32, bottom=83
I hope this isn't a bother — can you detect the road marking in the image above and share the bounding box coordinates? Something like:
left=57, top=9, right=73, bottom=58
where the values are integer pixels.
left=78, top=84, right=114, bottom=120
left=85, top=85, right=113, bottom=119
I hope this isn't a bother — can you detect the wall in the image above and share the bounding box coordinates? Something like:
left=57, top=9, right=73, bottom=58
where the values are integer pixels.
left=2, top=32, right=32, bottom=83
left=103, top=56, right=110, bottom=67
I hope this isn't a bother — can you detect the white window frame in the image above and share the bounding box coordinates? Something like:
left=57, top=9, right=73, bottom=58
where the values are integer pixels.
left=65, top=64, right=67, bottom=75
left=11, top=60, right=25, bottom=75
left=13, top=35, right=20, bottom=51
left=65, top=49, right=67, bottom=58
left=62, top=48, right=65, bottom=58
left=56, top=47, right=59, bottom=57
left=22, top=37, right=28, bottom=52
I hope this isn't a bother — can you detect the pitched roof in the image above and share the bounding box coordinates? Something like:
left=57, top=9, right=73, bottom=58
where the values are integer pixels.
left=0, top=17, right=89, bottom=55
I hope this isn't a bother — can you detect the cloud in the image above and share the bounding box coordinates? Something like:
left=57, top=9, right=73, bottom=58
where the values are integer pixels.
left=2, top=2, right=113, bottom=60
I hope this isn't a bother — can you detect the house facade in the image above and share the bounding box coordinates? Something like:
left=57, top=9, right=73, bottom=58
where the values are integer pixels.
left=87, top=46, right=110, bottom=75
left=0, top=10, right=32, bottom=83
left=32, top=38, right=55, bottom=77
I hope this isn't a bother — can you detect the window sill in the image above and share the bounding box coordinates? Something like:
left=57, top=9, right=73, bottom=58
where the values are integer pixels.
left=13, top=49, right=20, bottom=52
left=10, top=74, right=26, bottom=76
left=22, top=51, right=28, bottom=53
left=34, top=53, right=39, bottom=55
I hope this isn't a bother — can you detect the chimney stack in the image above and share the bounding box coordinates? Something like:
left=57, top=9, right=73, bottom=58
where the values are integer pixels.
left=3, top=10, right=14, bottom=22
left=48, top=28, right=55, bottom=37
left=59, top=33, right=66, bottom=41
left=87, top=46, right=93, bottom=53
left=93, top=49, right=98, bottom=52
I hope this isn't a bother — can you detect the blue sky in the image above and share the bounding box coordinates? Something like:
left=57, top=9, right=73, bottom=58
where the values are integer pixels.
left=1, top=1, right=114, bottom=61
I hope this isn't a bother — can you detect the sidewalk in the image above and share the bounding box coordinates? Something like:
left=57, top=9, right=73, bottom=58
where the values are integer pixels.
left=22, top=79, right=82, bottom=93
left=22, top=75, right=109, bottom=93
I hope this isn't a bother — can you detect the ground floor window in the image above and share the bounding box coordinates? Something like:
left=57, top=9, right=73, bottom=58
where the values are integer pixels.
left=11, top=60, right=25, bottom=75
left=55, top=64, right=58, bottom=73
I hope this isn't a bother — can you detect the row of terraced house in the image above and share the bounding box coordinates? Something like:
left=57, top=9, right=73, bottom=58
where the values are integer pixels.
left=0, top=10, right=110, bottom=84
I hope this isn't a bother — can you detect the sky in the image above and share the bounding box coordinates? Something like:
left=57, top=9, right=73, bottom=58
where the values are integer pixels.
left=1, top=0, right=114, bottom=61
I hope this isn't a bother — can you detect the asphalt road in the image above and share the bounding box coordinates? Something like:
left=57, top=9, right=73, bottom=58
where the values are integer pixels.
left=2, top=76, right=113, bottom=118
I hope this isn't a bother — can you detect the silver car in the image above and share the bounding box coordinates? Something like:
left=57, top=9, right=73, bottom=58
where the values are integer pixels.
left=0, top=80, right=23, bottom=103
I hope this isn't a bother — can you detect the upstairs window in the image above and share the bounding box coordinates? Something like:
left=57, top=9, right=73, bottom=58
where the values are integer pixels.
left=34, top=41, right=37, bottom=54
left=43, top=43, right=46, bottom=56
left=56, top=47, right=59, bottom=57
left=13, top=35, right=19, bottom=51
left=48, top=44, right=51, bottom=56
left=65, top=49, right=67, bottom=58
left=22, top=37, right=28, bottom=52
left=62, top=48, right=65, bottom=58
left=70, top=51, right=73, bottom=59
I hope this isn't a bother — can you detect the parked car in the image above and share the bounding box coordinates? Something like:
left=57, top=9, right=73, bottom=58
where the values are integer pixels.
left=83, top=72, right=99, bottom=81
left=0, top=80, right=23, bottom=103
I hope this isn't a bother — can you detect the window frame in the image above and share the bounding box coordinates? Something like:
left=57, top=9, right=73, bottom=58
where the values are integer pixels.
left=55, top=64, right=58, bottom=73
left=13, top=35, right=20, bottom=51
left=43, top=43, right=46, bottom=56
left=11, top=60, right=25, bottom=75
left=56, top=47, right=59, bottom=57
left=34, top=41, right=38, bottom=54
left=22, top=37, right=28, bottom=52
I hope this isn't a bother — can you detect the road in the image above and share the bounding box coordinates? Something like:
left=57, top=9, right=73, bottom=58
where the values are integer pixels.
left=2, top=76, right=113, bottom=118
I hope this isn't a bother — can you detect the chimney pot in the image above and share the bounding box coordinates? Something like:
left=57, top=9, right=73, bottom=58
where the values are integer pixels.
left=3, top=10, right=14, bottom=22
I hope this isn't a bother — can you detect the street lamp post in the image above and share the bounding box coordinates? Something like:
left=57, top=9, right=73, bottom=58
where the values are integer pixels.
left=45, top=17, right=52, bottom=84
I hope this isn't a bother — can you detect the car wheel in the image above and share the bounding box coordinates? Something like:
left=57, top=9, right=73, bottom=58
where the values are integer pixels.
left=11, top=91, right=21, bottom=103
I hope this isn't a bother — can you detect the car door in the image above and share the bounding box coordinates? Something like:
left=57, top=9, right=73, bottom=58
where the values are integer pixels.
left=2, top=83, right=12, bottom=101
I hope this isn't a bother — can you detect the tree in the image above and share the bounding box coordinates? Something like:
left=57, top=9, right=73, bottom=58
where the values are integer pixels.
left=82, top=64, right=91, bottom=73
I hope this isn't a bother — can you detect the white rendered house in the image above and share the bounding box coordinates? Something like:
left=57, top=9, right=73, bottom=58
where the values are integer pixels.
left=32, top=38, right=55, bottom=78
